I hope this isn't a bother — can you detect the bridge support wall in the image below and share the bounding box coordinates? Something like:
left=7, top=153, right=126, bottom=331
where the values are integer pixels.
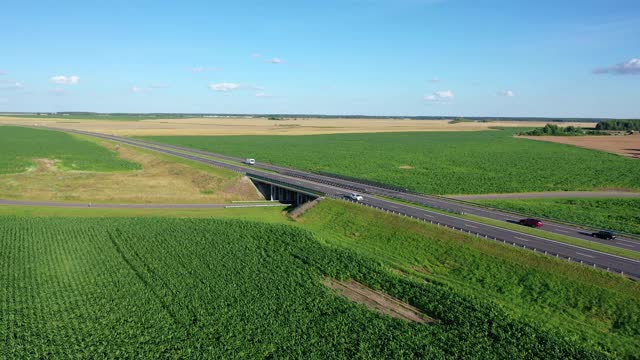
left=251, top=179, right=317, bottom=205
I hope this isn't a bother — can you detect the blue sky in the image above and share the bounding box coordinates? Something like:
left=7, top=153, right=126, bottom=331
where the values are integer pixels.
left=1, top=0, right=638, bottom=117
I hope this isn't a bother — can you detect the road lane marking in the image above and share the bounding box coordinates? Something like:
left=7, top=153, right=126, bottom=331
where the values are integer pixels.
left=576, top=252, right=595, bottom=258
left=463, top=224, right=478, bottom=229
left=555, top=229, right=569, bottom=233
left=617, top=243, right=636, bottom=248
left=618, top=239, right=639, bottom=244
left=514, top=237, right=529, bottom=242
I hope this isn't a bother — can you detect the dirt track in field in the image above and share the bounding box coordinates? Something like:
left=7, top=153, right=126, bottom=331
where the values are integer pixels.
left=323, top=278, right=434, bottom=324
left=0, top=116, right=597, bottom=136
left=520, top=134, right=640, bottom=159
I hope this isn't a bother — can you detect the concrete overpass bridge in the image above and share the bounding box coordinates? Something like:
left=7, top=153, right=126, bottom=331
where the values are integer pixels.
left=248, top=173, right=321, bottom=205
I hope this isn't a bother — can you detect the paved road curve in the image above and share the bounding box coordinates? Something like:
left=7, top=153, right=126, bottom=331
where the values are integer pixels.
left=31, top=126, right=640, bottom=279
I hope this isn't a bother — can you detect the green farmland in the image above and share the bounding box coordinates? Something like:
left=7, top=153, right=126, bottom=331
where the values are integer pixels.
left=141, top=129, right=640, bottom=195
left=474, top=198, right=640, bottom=236
left=1, top=201, right=639, bottom=358
left=0, top=126, right=140, bottom=174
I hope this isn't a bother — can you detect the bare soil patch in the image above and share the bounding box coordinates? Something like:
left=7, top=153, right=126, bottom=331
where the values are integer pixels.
left=0, top=116, right=596, bottom=136
left=519, top=134, right=640, bottom=159
left=323, top=278, right=434, bottom=324
left=399, top=165, right=415, bottom=169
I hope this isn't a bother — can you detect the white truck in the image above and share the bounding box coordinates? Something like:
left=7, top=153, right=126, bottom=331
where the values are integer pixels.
left=244, top=158, right=256, bottom=165
left=349, top=193, right=364, bottom=201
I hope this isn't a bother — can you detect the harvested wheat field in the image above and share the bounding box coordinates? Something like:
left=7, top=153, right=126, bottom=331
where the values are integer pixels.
left=0, top=141, right=263, bottom=203
left=520, top=134, right=640, bottom=159
left=0, top=116, right=596, bottom=136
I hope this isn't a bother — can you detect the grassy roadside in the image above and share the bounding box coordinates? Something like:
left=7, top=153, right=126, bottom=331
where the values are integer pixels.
left=375, top=195, right=640, bottom=261
left=73, top=133, right=241, bottom=180
left=130, top=138, right=280, bottom=174
left=293, top=199, right=640, bottom=358
left=0, top=130, right=262, bottom=204
left=0, top=204, right=291, bottom=223
left=472, top=197, right=640, bottom=236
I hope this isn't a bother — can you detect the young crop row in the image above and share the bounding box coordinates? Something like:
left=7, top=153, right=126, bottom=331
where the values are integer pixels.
left=0, top=126, right=140, bottom=174
left=0, top=216, right=610, bottom=358
left=140, top=130, right=640, bottom=195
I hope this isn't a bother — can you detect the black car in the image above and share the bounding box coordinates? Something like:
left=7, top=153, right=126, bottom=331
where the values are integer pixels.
left=592, top=230, right=616, bottom=240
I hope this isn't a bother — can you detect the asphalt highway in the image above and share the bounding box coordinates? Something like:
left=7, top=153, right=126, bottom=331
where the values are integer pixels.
left=119, top=134, right=640, bottom=252
left=32, top=127, right=640, bottom=279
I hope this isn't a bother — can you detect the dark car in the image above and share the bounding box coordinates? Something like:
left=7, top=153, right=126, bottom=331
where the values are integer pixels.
left=519, top=218, right=544, bottom=228
left=592, top=230, right=616, bottom=240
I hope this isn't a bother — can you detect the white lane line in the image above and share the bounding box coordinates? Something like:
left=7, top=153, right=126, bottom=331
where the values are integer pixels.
left=618, top=239, right=639, bottom=244
left=515, top=237, right=529, bottom=242
left=464, top=224, right=478, bottom=229
left=576, top=252, right=595, bottom=258
left=617, top=243, right=636, bottom=248
left=423, top=214, right=435, bottom=218
left=555, top=229, right=569, bottom=233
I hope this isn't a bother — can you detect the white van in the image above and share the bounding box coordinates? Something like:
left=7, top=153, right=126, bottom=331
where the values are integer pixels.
left=245, top=158, right=256, bottom=165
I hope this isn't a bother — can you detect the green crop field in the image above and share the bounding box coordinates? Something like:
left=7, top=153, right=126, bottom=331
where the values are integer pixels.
left=297, top=200, right=640, bottom=358
left=1, top=202, right=638, bottom=358
left=0, top=126, right=140, bottom=174
left=141, top=129, right=640, bottom=195
left=473, top=198, right=640, bottom=236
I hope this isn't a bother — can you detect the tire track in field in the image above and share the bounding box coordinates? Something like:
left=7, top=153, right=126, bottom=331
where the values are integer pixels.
left=106, top=228, right=183, bottom=327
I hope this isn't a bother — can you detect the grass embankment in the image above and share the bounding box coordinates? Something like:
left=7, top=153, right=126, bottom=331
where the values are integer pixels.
left=374, top=195, right=640, bottom=260
left=295, top=200, right=640, bottom=358
left=0, top=205, right=290, bottom=222
left=0, top=126, right=262, bottom=203
left=140, top=129, right=640, bottom=194
left=0, top=214, right=616, bottom=358
left=474, top=198, right=640, bottom=236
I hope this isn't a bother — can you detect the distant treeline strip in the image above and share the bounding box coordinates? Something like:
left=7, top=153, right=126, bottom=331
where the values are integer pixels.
left=595, top=119, right=640, bottom=131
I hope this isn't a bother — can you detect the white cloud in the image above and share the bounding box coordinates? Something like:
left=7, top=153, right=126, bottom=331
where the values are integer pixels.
left=131, top=86, right=144, bottom=93
left=268, top=58, right=284, bottom=64
left=428, top=77, right=440, bottom=83
left=251, top=53, right=262, bottom=58
left=496, top=90, right=515, bottom=97
left=192, top=66, right=205, bottom=73
left=50, top=75, right=80, bottom=85
left=424, top=90, right=454, bottom=103
left=255, top=92, right=273, bottom=97
left=594, top=58, right=640, bottom=75
left=209, top=83, right=241, bottom=92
